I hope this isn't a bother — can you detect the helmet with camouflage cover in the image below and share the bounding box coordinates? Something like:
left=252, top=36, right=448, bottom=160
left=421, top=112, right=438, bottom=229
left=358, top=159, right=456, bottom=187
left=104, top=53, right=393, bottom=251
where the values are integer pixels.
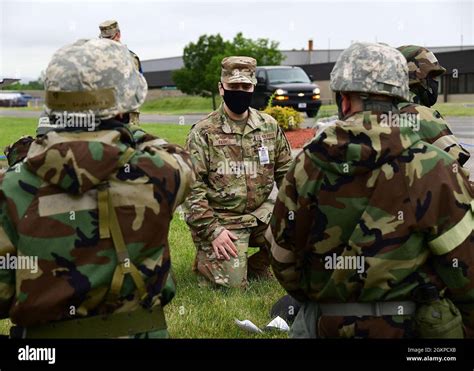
left=397, top=45, right=446, bottom=88
left=44, top=38, right=147, bottom=121
left=330, top=42, right=410, bottom=101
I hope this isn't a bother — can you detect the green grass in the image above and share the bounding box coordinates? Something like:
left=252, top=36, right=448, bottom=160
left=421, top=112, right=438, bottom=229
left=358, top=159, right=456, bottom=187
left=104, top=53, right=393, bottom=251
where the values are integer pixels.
left=432, top=102, right=474, bottom=117
left=0, top=117, right=38, bottom=148
left=316, top=104, right=338, bottom=119
left=0, top=318, right=11, bottom=335
left=0, top=95, right=217, bottom=115
left=0, top=117, right=190, bottom=148
left=141, top=96, right=217, bottom=114
left=165, top=216, right=286, bottom=338
left=0, top=116, right=287, bottom=338
left=140, top=124, right=191, bottom=147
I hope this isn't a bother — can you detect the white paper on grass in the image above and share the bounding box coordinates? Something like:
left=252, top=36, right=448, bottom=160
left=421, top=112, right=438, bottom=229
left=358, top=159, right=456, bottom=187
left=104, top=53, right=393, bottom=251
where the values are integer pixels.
left=235, top=316, right=290, bottom=333
left=265, top=316, right=290, bottom=332
left=234, top=319, right=263, bottom=333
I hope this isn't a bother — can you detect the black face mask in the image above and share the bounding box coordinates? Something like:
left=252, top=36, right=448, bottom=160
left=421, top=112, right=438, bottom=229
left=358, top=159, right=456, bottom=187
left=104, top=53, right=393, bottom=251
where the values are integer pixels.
left=222, top=87, right=253, bottom=115
left=414, top=77, right=439, bottom=107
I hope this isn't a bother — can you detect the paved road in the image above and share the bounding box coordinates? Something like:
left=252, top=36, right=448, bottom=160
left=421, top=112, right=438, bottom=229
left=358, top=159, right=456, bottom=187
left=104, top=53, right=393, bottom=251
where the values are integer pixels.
left=0, top=109, right=42, bottom=119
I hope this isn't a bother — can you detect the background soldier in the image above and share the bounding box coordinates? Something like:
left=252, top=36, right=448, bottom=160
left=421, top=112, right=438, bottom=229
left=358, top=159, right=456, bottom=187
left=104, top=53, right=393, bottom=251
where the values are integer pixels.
left=3, top=21, right=147, bottom=171
left=398, top=45, right=470, bottom=166
left=267, top=42, right=474, bottom=338
left=0, top=79, right=25, bottom=175
left=0, top=38, right=194, bottom=338
left=99, top=19, right=142, bottom=125
left=185, top=56, right=292, bottom=288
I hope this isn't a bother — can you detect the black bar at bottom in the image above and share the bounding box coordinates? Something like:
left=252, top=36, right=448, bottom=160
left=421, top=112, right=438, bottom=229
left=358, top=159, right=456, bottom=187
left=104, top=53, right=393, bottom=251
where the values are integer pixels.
left=0, top=338, right=472, bottom=368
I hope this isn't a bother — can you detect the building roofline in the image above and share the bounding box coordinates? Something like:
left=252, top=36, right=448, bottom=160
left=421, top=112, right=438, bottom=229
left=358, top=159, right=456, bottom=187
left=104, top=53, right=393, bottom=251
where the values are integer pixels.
left=142, top=56, right=183, bottom=63
left=142, top=45, right=474, bottom=64
left=279, top=45, right=474, bottom=52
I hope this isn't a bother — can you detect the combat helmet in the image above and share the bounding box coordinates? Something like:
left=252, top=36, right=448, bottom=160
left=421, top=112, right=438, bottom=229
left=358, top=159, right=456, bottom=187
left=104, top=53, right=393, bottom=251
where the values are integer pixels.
left=44, top=38, right=147, bottom=123
left=397, top=45, right=446, bottom=89
left=330, top=42, right=410, bottom=101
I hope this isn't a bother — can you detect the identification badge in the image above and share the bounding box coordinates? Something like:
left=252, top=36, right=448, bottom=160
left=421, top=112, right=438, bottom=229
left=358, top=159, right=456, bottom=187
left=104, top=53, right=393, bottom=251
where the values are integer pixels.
left=258, top=146, right=270, bottom=165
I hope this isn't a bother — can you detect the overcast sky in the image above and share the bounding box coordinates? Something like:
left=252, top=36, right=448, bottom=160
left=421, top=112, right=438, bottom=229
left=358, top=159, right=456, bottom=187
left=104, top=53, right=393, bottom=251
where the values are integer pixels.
left=1, top=0, right=472, bottom=80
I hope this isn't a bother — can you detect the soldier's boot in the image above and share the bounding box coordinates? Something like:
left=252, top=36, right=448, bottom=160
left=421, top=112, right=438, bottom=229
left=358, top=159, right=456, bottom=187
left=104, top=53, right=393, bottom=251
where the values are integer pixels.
left=247, top=248, right=272, bottom=280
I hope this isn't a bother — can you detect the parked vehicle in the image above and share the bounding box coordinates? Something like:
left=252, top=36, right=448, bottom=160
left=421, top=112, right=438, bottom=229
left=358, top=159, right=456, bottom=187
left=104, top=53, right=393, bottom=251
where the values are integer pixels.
left=251, top=66, right=322, bottom=117
left=0, top=92, right=29, bottom=107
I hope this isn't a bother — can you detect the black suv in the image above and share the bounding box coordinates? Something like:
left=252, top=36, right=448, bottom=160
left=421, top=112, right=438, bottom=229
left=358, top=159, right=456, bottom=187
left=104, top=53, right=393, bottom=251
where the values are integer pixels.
left=251, top=66, right=322, bottom=117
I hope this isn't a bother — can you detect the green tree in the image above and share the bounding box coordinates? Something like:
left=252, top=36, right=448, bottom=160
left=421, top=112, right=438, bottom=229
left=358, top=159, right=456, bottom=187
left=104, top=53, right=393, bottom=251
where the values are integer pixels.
left=173, top=33, right=283, bottom=110
left=173, top=34, right=228, bottom=110
left=6, top=78, right=44, bottom=91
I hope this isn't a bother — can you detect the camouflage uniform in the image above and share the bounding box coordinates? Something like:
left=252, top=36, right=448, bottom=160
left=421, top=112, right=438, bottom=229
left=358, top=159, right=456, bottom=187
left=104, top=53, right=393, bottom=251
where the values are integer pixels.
left=99, top=19, right=142, bottom=125
left=268, top=42, right=474, bottom=338
left=397, top=45, right=470, bottom=166
left=185, top=56, right=292, bottom=288
left=0, top=39, right=194, bottom=338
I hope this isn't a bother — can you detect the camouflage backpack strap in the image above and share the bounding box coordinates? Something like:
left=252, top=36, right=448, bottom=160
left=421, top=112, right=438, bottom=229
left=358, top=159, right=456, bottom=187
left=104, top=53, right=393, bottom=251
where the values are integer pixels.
left=97, top=148, right=148, bottom=304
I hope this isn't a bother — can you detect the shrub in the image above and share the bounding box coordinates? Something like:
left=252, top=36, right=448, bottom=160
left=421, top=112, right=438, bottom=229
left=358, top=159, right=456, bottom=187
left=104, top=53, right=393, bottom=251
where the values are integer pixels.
left=263, top=105, right=303, bottom=131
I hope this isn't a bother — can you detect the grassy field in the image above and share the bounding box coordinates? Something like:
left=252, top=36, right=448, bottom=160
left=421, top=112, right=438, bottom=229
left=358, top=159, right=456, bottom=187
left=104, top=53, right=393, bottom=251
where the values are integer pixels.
left=432, top=102, right=474, bottom=117
left=0, top=117, right=287, bottom=338
left=0, top=117, right=191, bottom=148
left=141, top=95, right=217, bottom=114
left=316, top=104, right=337, bottom=119
left=0, top=95, right=218, bottom=115
left=2, top=95, right=473, bottom=117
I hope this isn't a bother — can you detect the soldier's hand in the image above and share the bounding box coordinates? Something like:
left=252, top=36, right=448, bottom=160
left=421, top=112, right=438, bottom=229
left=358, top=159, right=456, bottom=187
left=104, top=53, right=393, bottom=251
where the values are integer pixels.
left=212, top=229, right=239, bottom=260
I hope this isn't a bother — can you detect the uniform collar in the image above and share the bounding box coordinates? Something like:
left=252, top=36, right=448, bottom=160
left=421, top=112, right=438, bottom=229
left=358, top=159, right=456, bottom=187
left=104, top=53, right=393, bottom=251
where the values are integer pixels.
left=218, top=103, right=264, bottom=135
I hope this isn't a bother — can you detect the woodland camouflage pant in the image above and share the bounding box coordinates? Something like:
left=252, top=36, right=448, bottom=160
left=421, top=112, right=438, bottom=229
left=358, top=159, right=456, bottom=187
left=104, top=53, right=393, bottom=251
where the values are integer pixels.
left=191, top=221, right=271, bottom=288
